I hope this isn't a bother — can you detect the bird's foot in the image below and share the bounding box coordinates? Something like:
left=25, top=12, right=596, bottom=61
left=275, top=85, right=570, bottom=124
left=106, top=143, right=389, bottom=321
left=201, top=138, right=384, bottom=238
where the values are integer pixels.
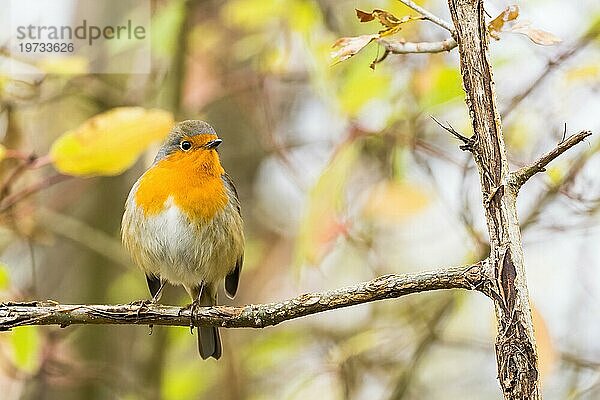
left=129, top=299, right=152, bottom=316
left=179, top=300, right=202, bottom=334
left=129, top=299, right=157, bottom=334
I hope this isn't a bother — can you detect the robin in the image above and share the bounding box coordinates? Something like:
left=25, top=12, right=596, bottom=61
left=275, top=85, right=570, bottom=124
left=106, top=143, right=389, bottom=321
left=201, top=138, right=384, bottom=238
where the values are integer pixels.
left=121, top=120, right=244, bottom=360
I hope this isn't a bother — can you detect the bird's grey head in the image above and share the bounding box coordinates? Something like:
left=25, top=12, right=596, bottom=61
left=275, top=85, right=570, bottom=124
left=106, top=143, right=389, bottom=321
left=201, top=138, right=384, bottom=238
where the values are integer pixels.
left=154, top=120, right=221, bottom=163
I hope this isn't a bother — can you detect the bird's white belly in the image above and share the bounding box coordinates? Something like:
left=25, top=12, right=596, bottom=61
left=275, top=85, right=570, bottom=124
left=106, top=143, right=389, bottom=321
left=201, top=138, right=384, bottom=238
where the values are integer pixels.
left=122, top=197, right=239, bottom=287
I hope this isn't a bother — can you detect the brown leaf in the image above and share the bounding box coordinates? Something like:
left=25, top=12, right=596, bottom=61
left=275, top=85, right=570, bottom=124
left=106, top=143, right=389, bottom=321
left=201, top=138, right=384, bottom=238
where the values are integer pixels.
left=509, top=21, right=562, bottom=45
left=488, top=5, right=520, bottom=39
left=331, top=34, right=379, bottom=65
left=355, top=8, right=423, bottom=35
left=333, top=8, right=423, bottom=65
left=487, top=5, right=561, bottom=46
left=355, top=9, right=375, bottom=23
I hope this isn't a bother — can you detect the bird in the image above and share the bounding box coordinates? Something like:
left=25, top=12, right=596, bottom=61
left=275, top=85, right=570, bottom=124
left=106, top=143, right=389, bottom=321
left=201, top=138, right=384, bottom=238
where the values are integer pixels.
left=121, top=120, right=244, bottom=360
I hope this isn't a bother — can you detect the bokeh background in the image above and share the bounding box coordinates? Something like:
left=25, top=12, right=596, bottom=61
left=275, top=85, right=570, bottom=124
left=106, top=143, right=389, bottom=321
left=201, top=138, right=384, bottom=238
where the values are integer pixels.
left=1, top=0, right=600, bottom=399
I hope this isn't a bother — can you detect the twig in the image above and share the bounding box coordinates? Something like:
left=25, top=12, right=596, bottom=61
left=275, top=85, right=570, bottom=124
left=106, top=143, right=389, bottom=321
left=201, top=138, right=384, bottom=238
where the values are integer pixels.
left=0, top=174, right=71, bottom=214
left=398, top=0, right=455, bottom=33
left=379, top=37, right=457, bottom=54
left=430, top=116, right=474, bottom=151
left=0, top=264, right=485, bottom=330
left=521, top=136, right=599, bottom=231
left=510, top=131, right=592, bottom=190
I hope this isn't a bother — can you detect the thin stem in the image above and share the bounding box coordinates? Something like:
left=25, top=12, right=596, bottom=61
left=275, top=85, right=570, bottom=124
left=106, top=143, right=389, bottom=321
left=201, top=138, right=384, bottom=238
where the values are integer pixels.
left=379, top=37, right=457, bottom=54
left=510, top=131, right=592, bottom=190
left=398, top=0, right=455, bottom=33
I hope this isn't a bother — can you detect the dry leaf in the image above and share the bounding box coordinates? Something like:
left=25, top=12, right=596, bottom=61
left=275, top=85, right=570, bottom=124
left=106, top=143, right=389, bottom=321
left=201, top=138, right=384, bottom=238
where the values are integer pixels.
left=331, top=34, right=379, bottom=65
left=488, top=5, right=561, bottom=45
left=356, top=8, right=422, bottom=36
left=50, top=107, right=174, bottom=176
left=331, top=9, right=422, bottom=65
left=488, top=5, right=520, bottom=39
left=509, top=21, right=562, bottom=45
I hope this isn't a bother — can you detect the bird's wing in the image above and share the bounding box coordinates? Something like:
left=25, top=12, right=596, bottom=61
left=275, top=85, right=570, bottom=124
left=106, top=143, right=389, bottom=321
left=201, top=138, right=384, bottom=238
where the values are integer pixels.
left=222, top=173, right=243, bottom=298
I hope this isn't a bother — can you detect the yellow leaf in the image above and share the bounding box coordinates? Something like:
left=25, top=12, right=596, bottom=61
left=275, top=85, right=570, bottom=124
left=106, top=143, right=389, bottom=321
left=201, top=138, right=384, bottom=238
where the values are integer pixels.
left=546, top=165, right=565, bottom=186
left=0, top=263, right=9, bottom=290
left=10, top=327, right=41, bottom=373
left=0, top=144, right=6, bottom=162
left=362, top=180, right=428, bottom=223
left=50, top=107, right=174, bottom=176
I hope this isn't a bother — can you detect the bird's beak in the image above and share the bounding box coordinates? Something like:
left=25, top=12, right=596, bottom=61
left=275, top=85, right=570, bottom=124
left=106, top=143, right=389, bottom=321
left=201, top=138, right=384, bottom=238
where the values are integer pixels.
left=204, top=139, right=222, bottom=150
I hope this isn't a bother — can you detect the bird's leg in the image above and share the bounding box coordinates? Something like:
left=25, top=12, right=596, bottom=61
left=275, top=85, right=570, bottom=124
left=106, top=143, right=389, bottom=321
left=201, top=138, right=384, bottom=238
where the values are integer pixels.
left=179, top=282, right=205, bottom=334
left=129, top=280, right=167, bottom=335
left=190, top=284, right=204, bottom=334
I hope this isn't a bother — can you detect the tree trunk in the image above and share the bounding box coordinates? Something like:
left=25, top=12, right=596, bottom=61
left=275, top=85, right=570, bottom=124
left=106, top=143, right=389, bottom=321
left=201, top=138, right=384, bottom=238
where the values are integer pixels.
left=446, top=0, right=541, bottom=398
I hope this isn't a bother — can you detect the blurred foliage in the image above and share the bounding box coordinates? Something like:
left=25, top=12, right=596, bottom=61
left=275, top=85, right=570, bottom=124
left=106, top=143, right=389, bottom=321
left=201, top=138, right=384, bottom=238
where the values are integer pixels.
left=0, top=0, right=598, bottom=399
left=50, top=107, right=174, bottom=176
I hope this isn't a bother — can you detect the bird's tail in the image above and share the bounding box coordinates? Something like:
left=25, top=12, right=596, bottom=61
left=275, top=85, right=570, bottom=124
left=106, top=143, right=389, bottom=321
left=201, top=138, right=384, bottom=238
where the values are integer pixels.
left=197, top=286, right=222, bottom=360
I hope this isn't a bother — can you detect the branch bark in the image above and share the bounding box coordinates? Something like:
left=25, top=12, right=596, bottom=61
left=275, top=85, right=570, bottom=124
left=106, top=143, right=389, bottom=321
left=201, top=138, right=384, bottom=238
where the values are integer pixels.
left=0, top=264, right=484, bottom=330
left=510, top=131, right=592, bottom=190
left=446, top=0, right=547, bottom=398
left=379, top=38, right=457, bottom=54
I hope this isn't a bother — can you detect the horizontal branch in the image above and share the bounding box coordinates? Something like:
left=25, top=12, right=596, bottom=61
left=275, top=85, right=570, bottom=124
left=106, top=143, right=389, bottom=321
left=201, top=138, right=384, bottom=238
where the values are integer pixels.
left=510, top=131, right=592, bottom=189
left=379, top=37, right=457, bottom=54
left=0, top=263, right=485, bottom=330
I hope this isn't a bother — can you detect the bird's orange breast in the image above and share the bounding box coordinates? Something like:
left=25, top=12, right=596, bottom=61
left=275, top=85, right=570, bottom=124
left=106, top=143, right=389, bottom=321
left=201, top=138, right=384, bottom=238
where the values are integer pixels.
left=134, top=150, right=227, bottom=221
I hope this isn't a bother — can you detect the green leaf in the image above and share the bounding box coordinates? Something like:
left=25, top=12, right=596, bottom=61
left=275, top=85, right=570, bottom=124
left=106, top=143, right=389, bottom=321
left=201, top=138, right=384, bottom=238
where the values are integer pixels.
left=0, top=262, right=10, bottom=290
left=10, top=327, right=41, bottom=373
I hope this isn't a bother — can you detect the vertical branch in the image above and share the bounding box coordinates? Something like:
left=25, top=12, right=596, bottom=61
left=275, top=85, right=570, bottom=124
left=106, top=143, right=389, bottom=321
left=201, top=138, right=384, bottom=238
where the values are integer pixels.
left=446, top=0, right=540, bottom=399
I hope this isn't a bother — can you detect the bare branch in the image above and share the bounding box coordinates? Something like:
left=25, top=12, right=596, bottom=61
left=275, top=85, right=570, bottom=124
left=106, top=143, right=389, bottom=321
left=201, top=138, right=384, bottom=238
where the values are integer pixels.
left=510, top=131, right=592, bottom=190
left=521, top=137, right=600, bottom=231
left=0, top=264, right=484, bottom=330
left=0, top=173, right=71, bottom=213
left=398, top=0, right=455, bottom=33
left=379, top=37, right=457, bottom=54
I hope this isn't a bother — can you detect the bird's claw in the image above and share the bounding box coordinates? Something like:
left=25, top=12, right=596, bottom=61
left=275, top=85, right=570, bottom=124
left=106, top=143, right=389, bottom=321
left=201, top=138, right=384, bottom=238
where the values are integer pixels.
left=129, top=299, right=153, bottom=318
left=179, top=300, right=201, bottom=334
left=129, top=299, right=157, bottom=334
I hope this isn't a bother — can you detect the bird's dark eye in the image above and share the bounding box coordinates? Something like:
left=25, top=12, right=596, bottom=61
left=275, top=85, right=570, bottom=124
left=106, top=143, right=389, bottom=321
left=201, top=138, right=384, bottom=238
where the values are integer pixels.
left=180, top=140, right=192, bottom=151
